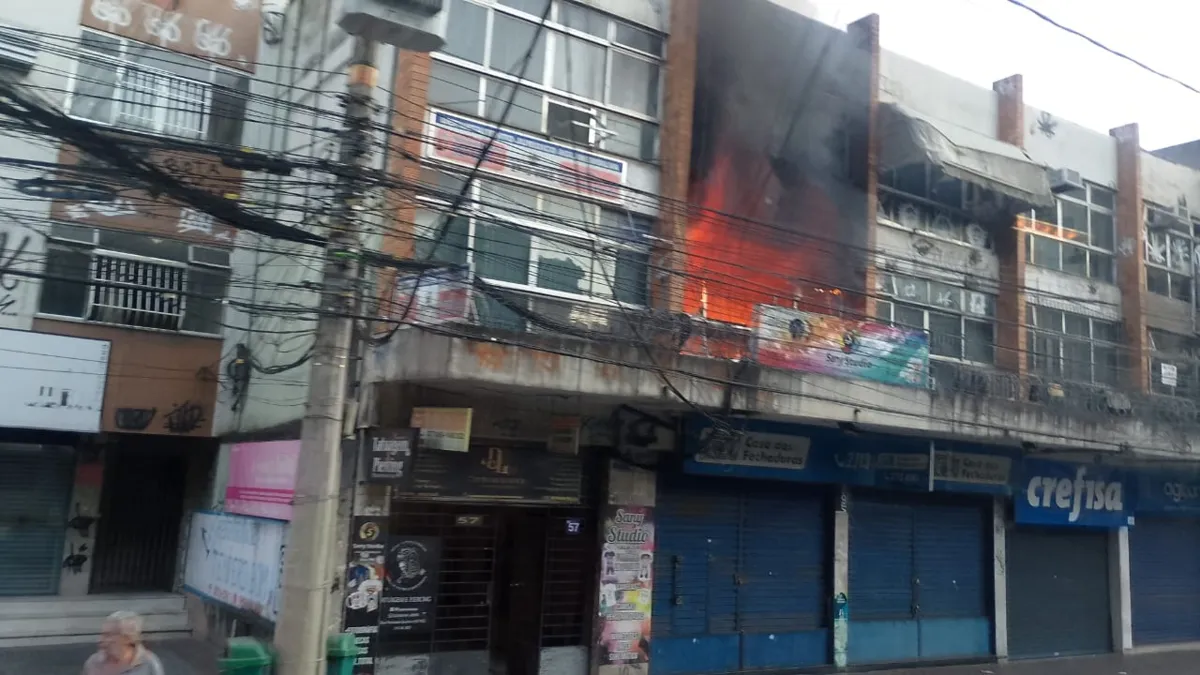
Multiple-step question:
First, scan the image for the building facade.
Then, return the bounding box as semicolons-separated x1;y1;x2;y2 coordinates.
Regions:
0;0;256;646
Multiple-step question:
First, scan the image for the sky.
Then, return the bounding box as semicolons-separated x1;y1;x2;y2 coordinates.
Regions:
793;0;1200;151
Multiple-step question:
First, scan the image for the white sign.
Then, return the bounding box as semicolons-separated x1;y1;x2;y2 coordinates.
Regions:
0;329;109;432
183;511;286;623
933;451;1011;486
424;109;627;204
694;427;811;469
389;267;473;327
1161;362;1179;388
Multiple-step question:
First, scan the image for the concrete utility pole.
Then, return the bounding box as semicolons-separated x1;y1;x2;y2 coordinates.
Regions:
276;36;378;675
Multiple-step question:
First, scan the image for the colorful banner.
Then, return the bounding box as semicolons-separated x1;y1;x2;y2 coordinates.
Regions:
182;511;285;622
344;517;386;675
598;506;655;674
753;306;929;388
1015;459;1132;528
225;440;300;521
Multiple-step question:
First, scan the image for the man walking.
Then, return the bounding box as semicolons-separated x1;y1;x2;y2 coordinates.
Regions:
83;611;165;675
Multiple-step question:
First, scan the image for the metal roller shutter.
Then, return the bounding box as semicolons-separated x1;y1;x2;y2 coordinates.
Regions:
652;475;741;675
850;499;915;623
0;446;75;596
1131;517;1200;645
912;503;990;660
1007;527;1110;658
653;476;830;674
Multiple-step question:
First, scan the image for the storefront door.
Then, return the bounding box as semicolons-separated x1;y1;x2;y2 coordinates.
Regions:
0;445;75;596
1130;516;1200;645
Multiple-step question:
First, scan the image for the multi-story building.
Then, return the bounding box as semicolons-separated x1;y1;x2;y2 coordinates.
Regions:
0;0;258;647
188;2;1200;675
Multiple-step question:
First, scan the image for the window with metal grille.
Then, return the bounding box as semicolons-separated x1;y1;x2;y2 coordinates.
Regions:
39;224;230;335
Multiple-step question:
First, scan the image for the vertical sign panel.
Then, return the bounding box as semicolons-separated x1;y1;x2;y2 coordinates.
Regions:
344;517;387;675
380;536;442;636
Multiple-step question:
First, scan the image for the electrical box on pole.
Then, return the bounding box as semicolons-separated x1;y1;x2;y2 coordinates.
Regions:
338;0;447;51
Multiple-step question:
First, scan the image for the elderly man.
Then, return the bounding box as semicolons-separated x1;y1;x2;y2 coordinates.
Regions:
83;611;166;675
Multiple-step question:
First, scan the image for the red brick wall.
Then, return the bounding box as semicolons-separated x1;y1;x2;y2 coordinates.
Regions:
993;74;1027;376
848;14;880;320
1111;123;1148;392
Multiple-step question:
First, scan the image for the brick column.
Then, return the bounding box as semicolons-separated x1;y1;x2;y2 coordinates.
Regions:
993;74;1026;376
848;14;880;320
1111;123;1149;392
652;0;699;313
377;50;433;319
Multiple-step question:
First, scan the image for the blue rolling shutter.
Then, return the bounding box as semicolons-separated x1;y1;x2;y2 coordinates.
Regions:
913;503;990;659
0;446;75;596
738;486;828;670
850;499;914;621
652;475;741;675
1131;517;1200;645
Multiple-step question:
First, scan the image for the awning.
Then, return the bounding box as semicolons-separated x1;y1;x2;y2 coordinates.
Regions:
879;102;1055;210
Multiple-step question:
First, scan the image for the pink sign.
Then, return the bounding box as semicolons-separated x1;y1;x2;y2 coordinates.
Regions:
225;440;300;521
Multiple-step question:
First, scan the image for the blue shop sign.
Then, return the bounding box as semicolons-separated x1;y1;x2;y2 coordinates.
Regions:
1015;459;1132;528
682;416;1013;495
1135;472;1200;515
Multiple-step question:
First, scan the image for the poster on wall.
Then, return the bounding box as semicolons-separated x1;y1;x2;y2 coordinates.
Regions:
753;306;929;388
182;511;285;623
597;505;655;675
225;440;300;521
344;517;387;675
379;536;441;637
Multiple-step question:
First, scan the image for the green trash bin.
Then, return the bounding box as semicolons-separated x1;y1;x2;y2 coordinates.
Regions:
326;632;358;675
218;637;273;675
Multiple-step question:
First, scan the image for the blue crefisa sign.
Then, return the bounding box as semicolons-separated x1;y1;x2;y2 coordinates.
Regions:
1015;459;1133;528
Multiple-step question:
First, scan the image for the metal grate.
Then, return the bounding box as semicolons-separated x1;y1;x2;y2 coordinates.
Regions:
89;252;186;331
386;503;500;655
540;507;596;647
116;67;208;138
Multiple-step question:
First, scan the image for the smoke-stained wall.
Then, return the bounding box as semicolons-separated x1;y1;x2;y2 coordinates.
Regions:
686;0;872;325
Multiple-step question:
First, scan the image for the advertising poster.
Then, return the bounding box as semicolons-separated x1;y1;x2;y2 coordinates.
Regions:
1015;459;1132;528
182;511;285;623
597;505;655;675
344;517;387;675
753;306;929;388
380;536;441;637
225;440;300;521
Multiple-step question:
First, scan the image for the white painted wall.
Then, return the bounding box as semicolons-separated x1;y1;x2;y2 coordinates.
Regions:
880;50;998;139
1024;105;1117;189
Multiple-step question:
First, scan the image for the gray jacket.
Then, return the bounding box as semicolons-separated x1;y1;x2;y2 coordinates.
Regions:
83;647;165;675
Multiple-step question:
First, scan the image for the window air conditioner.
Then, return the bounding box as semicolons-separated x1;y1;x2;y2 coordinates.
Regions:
1048;168;1084;194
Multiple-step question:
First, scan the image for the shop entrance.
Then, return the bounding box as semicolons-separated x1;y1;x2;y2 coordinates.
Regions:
384;502;596;675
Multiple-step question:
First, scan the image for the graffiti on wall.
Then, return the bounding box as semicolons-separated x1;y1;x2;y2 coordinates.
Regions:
83;0;259;70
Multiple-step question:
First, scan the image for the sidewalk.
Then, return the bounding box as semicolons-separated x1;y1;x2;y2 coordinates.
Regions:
862;651;1200;675
0;638;218;675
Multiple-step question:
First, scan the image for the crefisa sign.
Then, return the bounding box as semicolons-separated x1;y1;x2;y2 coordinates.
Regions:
1015;459;1132;528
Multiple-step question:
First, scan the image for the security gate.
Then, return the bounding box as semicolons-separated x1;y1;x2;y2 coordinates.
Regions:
1130;516;1200;645
0;445;75;596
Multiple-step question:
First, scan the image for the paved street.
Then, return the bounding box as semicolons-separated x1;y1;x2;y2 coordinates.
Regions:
864;651;1200;675
0;638;218;675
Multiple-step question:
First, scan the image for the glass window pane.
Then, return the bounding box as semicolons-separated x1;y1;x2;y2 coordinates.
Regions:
1092;320;1120;344
1058;186;1087;202
546;101;593;145
964;319;995;364
1089;251;1114;283
1032;334;1063;376
1090;211;1115;250
1060;201;1088;240
428;61;481;115
484;79;544;133
1173;273;1193;303
535;237;592;295
443;0;487;64
1033;235;1061;270
1170;235;1193;273
1147;267;1171;297
476;220;532;283
561;3;607;37
609;52;659;116
182;268;228;334
1090;186;1115;209
1037;307;1064;331
894;304;924;331
1093;345;1120;385
414;209;469;265
70;59;116;123
480;180;539;215
928;311;962;358
554;34;606;100
498;0;549;14
929;281;961;312
80;31;120;54
614;249;648;305
542;191;595;226
1062;339;1092;382
475;290;528;332
964;291;994;318
1063;313;1089;338
893;165;927;198
876;300;894;323
895;277;928;305
603;113;658;161
614;22;663;56
208;72;249;146
490;14;548;80
39;246;91;317
1063;244;1091;279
